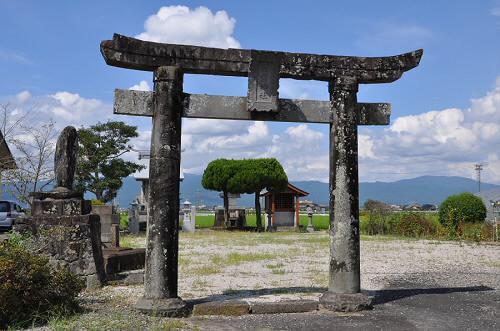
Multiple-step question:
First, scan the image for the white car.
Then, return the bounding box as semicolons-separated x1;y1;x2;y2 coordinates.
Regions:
0;200;26;230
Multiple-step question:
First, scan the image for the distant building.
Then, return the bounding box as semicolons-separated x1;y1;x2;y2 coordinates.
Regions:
0;130;16;171
261;183;309;227
129;163;184;233
0;130;17;199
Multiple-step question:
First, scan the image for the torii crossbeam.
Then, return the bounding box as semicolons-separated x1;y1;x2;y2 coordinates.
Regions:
101;33;422;315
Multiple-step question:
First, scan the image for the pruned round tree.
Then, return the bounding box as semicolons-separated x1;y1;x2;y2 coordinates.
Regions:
202;158;288;230
201;159;240;226
227;158;288;230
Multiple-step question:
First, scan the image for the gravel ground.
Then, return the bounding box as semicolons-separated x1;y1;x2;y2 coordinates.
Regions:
41;231;500;330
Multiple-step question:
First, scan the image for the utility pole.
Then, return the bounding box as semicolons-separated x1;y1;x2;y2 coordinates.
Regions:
475;164;483;193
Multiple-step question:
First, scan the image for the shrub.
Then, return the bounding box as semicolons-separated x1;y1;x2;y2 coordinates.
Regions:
396;213;440;238
0;240;85;328
439;193;487;231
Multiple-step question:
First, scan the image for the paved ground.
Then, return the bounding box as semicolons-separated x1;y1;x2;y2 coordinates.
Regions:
189;285;499;330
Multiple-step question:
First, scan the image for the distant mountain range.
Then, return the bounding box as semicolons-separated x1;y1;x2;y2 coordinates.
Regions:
115;174;500;208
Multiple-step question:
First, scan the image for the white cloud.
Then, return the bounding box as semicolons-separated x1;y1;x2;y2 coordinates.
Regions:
136;6;241;49
129;80;151;91
491;7;500;16
0;50;32;65
16;90;31;103
361;76;500;183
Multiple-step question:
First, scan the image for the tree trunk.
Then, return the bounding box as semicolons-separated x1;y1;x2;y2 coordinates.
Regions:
94;190;103;202
223;190;229;228
255;192;262;231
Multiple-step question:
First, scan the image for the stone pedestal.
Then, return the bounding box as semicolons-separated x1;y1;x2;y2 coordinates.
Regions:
15;192;106;289
135;298;189;317
319;292;373;312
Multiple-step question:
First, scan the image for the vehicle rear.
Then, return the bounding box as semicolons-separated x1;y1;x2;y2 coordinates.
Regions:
0;201;13;230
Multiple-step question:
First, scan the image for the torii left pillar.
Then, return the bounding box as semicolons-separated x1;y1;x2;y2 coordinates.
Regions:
135;66;188;316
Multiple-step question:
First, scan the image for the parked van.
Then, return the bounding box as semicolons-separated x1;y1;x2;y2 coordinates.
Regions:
0;200;26;230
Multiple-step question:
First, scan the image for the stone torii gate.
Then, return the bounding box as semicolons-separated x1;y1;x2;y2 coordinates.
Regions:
101;34;422;315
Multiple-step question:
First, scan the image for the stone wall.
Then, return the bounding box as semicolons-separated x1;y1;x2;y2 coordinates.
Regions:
14;213;106;289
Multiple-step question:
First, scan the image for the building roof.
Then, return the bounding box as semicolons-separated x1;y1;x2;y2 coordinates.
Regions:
0;131;16;170
261;182;309;197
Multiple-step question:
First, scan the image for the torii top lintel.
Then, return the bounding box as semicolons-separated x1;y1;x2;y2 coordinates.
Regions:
101;34;422;84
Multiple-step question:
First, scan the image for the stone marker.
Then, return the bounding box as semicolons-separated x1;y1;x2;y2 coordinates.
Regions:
15;126;106;289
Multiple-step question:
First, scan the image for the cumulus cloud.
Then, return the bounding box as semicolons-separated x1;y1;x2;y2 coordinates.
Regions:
361;77;500;183
136;6;241;48
129;80;151;91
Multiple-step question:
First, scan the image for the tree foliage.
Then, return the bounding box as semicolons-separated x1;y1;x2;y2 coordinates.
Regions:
0;239;84;328
439;192;487;229
202;158;288;230
228;158;288;230
75;121;144;203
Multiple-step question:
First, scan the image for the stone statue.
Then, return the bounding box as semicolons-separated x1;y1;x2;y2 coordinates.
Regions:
54;126;78;192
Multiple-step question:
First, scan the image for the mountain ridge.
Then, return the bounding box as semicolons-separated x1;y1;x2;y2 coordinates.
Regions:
115;174;500;208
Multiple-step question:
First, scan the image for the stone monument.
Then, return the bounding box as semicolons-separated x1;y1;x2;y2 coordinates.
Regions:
15;126;106;288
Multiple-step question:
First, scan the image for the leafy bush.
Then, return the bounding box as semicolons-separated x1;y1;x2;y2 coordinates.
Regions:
0;240;85;328
396;213;441;238
439;192;487;231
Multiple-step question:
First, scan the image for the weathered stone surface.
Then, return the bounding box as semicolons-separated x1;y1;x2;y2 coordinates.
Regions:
103;247;145;274
54;126;78;190
101;34;423;83
247;50;281;112
144;66;183;301
319;292;374;312
107;269;144;285
135;297;189;317
192;301;250;316
92;204;120;245
115;89;391;125
250;300;318;314
328;76;361;294
14;214;106;288
31;199;91;216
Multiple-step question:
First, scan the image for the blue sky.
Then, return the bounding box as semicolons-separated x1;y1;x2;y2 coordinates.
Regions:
1;1;500;183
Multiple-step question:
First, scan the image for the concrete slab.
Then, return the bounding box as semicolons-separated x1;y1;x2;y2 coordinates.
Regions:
250;300;318;314
192;301;250;316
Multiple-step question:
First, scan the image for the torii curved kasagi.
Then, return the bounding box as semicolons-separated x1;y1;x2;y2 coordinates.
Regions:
101;33;422;315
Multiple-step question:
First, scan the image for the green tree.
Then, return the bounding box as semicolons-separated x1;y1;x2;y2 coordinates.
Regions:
75;121;144;203
439;192;487;231
228;158;288;231
202;159;240;225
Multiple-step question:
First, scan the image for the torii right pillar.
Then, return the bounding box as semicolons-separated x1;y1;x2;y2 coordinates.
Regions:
320;76;371;311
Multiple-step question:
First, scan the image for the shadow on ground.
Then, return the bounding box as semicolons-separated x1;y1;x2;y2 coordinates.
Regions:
369;285;494;304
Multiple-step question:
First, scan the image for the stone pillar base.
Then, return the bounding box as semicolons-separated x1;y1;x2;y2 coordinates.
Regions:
135;297;189;317
319;292;374;312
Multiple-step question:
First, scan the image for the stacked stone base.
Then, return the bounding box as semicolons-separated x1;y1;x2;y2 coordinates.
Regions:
14;199;106;289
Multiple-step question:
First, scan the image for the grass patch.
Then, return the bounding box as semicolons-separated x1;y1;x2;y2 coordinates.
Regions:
211;252;277;266
48;311;191;330
119;212;129;230
192;265;220;276
120;234;146;248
